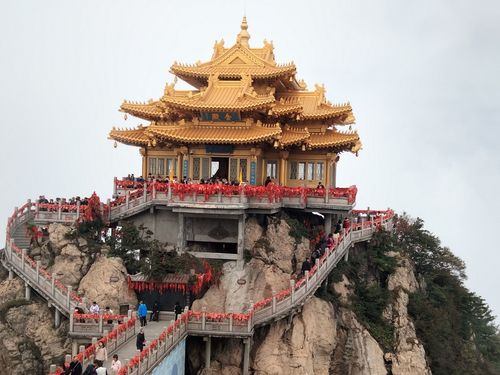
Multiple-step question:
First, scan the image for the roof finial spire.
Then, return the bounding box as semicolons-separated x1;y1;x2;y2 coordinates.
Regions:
237;16;250;47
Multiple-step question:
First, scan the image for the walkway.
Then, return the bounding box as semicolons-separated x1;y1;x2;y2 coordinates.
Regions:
3;195;393;375
105;320;166;369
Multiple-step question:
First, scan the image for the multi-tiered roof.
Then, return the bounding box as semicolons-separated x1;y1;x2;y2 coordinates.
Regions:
110;17;361;154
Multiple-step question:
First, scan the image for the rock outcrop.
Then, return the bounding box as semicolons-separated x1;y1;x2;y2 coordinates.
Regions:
0;275;69;375
30;223;94;289
384;253;431;375
253;297;337;375
78;256;137;311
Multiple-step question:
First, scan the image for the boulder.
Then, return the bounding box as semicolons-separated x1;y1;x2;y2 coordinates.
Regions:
78;256;137;311
47;223;73;252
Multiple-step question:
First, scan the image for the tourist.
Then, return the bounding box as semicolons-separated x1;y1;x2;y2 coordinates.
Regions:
317;181;325;189
95;361;108;375
89;301;100;314
136;327;146;351
334;219;342;234
150;301;160;322
301;258;311;275
104;306;114;324
174;301;183;320
264;176;272;187
95;341;108;363
138;300;148;327
326;233;335;249
110;354;122;375
343;217;351;231
65;355;82;375
82;360;99;375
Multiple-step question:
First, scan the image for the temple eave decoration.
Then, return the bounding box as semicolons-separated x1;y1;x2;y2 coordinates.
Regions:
148;123;281;144
109;126;150;147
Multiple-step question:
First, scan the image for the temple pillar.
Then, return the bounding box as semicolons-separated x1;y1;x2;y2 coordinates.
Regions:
55;308;61;328
324;214;332;235
279;151;289;186
25;282;31;300
176;152;182;180
242;338;251;375
140;148;147;178
177;213;185;251
8;269;13;280
332;161;337;187
71;340;78;356
204;336;211;369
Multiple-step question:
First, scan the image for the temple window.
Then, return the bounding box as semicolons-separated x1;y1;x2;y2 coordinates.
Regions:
158;158;165;176
266;160;278;179
316;162;324;180
148;158;157;175
192;158;201;180
307;162;315;180
289;161;325;181
239;159;248;181
230;158;238;181
202;158;210;179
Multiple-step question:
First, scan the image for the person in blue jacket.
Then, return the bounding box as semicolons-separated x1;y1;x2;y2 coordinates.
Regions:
138;301;148;327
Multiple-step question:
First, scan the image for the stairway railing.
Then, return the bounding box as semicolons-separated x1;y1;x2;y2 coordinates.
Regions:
4;196;392;375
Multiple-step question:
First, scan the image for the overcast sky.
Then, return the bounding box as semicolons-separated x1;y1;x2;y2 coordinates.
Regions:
1;0;499;320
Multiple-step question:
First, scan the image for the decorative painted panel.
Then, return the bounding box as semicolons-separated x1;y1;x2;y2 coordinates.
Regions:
250;161;257;185
183;159;189;178
201;111;241;122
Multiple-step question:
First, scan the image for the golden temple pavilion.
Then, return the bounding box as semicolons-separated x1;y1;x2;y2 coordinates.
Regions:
109;17;361;188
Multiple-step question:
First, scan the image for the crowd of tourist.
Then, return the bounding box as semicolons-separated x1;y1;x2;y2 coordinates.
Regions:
300;217;352;275
63;352;122;375
37;195;90;211
122;173;244;186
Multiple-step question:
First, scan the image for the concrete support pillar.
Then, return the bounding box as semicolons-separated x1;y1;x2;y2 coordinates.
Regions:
237;214;245;267
25;282;31;300
344;247;349;262
242;338;251;375
72;340;78;356
204;336;211;369
8;269;13;280
177;213;185;251
324;214;332;235
55;309;61;328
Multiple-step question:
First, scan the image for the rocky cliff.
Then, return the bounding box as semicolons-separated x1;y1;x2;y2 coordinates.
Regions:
187;215;432;375
0;223;137;374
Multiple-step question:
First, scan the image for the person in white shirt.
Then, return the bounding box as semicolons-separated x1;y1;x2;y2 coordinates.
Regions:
89;301;100;314
96;363;108;375
111;354;122;375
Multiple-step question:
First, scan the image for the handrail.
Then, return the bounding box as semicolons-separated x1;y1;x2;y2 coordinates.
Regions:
2;201;83;317
5;193;392;375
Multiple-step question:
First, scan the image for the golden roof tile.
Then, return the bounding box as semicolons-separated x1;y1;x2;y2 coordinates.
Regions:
162;75;275;111
278;85;354;123
120;100;168;121
280;127;310;146
148;122;281;144
109;126;150;146
171;19;295;84
308;129;360;150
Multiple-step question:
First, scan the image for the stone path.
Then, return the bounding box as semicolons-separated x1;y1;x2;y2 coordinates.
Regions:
104;319;169;371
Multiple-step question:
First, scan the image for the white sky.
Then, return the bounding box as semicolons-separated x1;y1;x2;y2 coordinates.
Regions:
1;0;499;320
